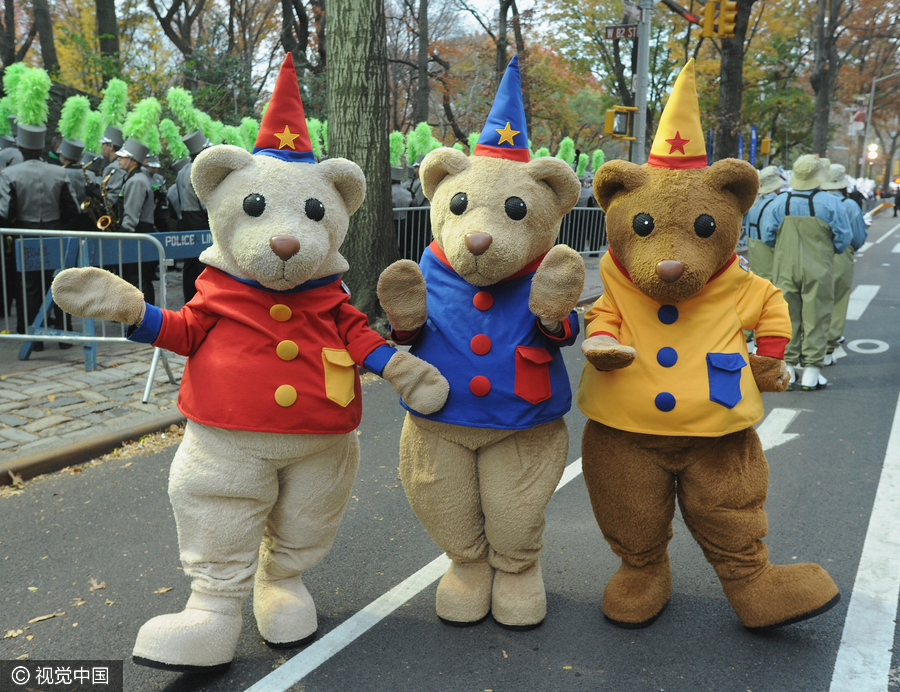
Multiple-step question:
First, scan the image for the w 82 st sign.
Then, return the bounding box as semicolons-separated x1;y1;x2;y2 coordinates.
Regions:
605;24;638;39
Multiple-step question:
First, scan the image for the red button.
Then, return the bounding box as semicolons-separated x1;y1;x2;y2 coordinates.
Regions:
470;376;491;396
473;291;494;311
470;334;492;355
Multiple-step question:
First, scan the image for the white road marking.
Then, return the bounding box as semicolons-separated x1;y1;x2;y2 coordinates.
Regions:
846;285;880;321
874;221;900;244
757;408;801;450
857;241;874;254
832;344;848;361
847;339;890;355
244;457;586;692
829;389;900;692
892;242;900;253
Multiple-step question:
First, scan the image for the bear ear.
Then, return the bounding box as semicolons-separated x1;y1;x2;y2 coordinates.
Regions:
191;145;255;204
523;156;581;212
319;158;366;215
592;160;649;212
420;148;470;201
704;158;759;215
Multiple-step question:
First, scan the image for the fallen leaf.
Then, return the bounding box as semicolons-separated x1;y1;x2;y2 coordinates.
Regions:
89;578;106;591
121;462;132;468
72;597;86;607
105;599;115;606
563;666;572;670
25;634;33;641
108;361;122;367
502;650;508;658
72;623;78;627
153;587;173;594
8;470;25;488
28;612;65;624
47;394;56;402
15;654;28;660
2;629;23;639
27;587;38;592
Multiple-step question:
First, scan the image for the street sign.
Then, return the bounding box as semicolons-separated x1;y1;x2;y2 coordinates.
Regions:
605;24;638;39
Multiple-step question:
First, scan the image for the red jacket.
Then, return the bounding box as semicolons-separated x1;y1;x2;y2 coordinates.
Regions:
130;267;389;434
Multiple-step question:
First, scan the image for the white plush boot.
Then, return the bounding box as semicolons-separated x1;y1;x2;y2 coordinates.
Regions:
132;591;243;672
253;572;318;648
824;352;835;366
801;365;825;391
785;364;797;390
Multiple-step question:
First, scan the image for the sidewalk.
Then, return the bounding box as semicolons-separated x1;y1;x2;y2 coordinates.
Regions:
0;255;605;482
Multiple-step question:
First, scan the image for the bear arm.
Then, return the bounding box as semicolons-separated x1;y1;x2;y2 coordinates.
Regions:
750;354;789;393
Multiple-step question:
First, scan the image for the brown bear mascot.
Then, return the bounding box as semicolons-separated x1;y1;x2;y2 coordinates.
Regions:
577;60;840;631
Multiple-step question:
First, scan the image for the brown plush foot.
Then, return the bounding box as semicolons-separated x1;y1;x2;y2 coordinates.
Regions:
721;563;840;630
436;560;493;626
602;557;672;629
491;561;546;630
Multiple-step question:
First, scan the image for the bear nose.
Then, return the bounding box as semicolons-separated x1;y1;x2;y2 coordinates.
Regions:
465;233;493;256
656;260;685;283
270;236;300;261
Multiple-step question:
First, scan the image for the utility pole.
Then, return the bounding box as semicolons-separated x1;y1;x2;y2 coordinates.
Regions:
632;0;653;164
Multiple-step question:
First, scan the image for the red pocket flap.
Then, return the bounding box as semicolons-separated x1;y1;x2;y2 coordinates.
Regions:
516;346;552;364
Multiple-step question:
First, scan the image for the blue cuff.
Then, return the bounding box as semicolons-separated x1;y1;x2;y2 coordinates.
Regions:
127;303;163;343
363;344;396;377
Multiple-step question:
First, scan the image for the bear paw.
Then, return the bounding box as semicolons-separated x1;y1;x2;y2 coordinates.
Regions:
436;560;493;626
529;245;585;324
749;354;790;392
383;351;449;414
582;334;637;371
253;574;318;648
377;260;428;332
602;557;672;629
491;561;546;630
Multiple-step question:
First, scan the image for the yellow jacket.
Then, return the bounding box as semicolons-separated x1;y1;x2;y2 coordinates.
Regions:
577;253;791;437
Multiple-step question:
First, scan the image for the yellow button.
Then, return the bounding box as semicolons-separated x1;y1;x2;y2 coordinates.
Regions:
270;304;292;322
276;340;299;361
274;384;297;407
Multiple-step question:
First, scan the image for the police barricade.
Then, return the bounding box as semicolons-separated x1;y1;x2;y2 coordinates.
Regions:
393;206;607;262
0;228;210;403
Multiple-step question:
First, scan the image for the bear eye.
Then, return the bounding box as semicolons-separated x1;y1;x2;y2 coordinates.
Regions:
305;198;325;221
694;214;716;238
633;213;654;237
243;193;265;217
450;192;468;216
505;196;527;221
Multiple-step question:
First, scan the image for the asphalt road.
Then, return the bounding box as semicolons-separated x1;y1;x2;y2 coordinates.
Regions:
2;216;900;692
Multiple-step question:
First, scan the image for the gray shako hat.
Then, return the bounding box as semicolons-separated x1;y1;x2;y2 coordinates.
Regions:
8;116;17;136
171;156;190;173
116;137;150;163
0;135;15;150
81;151;104;174
16;123;47;150
101;125;124;148
145;154;161;169
391;166;402;184
60;138;86;162
182;130;211;157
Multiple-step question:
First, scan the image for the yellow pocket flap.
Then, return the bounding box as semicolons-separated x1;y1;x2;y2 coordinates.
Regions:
322;348;355;367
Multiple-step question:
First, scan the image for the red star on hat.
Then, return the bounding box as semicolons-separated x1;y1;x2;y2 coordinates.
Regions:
665;131;690;155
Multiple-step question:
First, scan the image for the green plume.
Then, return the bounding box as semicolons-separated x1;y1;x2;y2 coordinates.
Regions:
192;111;223;144
576;152;589;177
15;67;52;126
222;125;245;148
389;131;405;166
534;147;550;158
59;95;92;140
159;118;189;159
452;142;464;151
123;97;162;146
555;137;575;165
307;118;323;159
592;149;605;170
321;120;328;155
2;63;28;113
166;87;201;133
425;136;442;155
146;125;162;155
406;122;433;164
239;117;259;151
467;132;479;155
100;79;129;128
0;97;12;136
83;110;104;153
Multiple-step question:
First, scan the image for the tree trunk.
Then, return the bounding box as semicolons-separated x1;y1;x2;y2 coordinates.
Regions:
327;0;394;321
32;0;59;74
810;0;842;156
713;0;755;162
415;0;429;123
1;0;15;67
95;0;120;82
510;2;530;137
495;0;511;84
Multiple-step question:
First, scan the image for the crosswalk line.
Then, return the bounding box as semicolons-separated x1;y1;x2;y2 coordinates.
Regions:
846;285;880;321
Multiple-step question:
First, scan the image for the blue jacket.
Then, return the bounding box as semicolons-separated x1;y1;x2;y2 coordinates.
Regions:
743;192;779;241
827;193;868;251
394;242;579;429
760;188;852;253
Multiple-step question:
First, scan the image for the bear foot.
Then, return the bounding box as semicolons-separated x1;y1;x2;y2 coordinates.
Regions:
491;561;546;630
132;592;242;672
721;563;840;630
436;560;493;626
602;557;672;629
254;574;318;647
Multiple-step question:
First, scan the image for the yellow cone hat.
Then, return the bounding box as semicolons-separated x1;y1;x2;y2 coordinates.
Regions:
648;59;707;169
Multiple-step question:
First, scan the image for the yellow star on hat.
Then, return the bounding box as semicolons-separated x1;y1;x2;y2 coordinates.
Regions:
648;59;707;169
275;125;300;150
495;121;520;146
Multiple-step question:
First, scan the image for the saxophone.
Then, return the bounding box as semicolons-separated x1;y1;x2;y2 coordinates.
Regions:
98;171;117;230
80;162;109;229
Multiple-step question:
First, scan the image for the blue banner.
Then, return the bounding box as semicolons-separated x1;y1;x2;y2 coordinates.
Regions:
738;133;744;160
749;126;758;166
707;128;713;167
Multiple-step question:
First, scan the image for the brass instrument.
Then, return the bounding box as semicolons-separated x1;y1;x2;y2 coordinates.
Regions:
79;167;118;231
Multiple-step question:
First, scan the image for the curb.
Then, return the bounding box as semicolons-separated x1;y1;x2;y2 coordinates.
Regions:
0;412;187;486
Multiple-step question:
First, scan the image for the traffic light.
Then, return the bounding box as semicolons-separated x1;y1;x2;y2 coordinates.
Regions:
759;136;770;156
868;143;878;160
701;1;716;38
604;106;638;141
718;0;737;38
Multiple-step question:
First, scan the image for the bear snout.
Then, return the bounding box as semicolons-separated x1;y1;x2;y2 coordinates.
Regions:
465;233;493;256
270;236;301;261
656;260;685;283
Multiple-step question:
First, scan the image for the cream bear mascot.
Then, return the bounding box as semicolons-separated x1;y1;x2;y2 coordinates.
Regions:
51;55;448;672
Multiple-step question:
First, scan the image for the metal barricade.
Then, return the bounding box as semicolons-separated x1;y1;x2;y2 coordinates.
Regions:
0;228;176;403
393;206;607;262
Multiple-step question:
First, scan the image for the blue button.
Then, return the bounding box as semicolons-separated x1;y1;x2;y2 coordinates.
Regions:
657;347;678;367
655;392;676;412
658;305;679;324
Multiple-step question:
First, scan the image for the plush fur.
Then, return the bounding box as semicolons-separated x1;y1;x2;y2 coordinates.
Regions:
379;148;583;628
579;157;839;630
52;144;448;671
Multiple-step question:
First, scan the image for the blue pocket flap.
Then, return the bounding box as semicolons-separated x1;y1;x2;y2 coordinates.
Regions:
706;352;746;372
706;352;746;409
